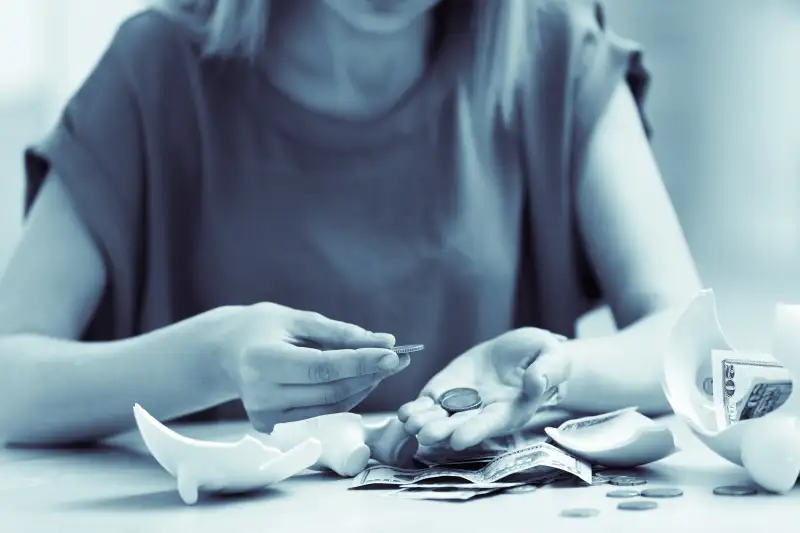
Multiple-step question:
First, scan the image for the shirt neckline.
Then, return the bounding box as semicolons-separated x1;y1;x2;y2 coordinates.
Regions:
251;2;473;151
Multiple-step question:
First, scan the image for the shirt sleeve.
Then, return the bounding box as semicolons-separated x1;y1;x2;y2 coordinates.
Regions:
23;16;151;340
515;0;653;334
569;0;652;162
564;0;653;306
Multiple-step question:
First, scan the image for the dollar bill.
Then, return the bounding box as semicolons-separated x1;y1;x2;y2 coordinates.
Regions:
350;442;591;489
399;482;524;490
553;407;638;432
711;349;793;430
391;487;500;501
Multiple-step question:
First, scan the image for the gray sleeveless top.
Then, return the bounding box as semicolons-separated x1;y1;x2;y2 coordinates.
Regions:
24;0;650;415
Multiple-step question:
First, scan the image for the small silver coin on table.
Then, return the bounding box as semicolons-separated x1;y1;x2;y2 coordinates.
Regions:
618;500;658;511
439;387;483;414
712;485;758;496
641;487;684;498
560;508;600;518
391;344;425;354
606;489;640;498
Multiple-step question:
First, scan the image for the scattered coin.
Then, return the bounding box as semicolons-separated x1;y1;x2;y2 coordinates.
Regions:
591;475;611;485
713;485;758;496
560;508;600;518
641;487;684;498
505;484;539;494
439;388;483;414
392;344;425;354
618;500;658;511
606;489;641;498
609;477;647;487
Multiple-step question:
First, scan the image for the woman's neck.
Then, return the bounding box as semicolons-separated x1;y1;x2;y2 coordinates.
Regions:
265;0;435;118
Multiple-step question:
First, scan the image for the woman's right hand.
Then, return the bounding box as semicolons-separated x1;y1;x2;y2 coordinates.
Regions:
211;302;407;433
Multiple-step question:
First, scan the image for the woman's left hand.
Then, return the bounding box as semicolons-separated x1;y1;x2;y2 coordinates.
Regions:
397;328;572;451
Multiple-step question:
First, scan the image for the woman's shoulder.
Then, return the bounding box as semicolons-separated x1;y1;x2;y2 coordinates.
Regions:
517;0;646;128
531;0;613;71
100;9;205;86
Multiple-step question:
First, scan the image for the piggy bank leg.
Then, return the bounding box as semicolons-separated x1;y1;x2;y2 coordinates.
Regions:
740;414;800;494
176;465;200;505
365;417;418;468
317;425;370;477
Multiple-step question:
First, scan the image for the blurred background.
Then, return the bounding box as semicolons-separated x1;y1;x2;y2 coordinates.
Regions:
0;0;799;351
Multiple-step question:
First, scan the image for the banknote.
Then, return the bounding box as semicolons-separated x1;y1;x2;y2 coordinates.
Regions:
711;349;793;430
391;487;500;501
351;442;592;489
553;407;638;432
399;482;524;490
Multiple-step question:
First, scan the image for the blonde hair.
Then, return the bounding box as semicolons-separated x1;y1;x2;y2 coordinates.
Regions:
157;0;538;124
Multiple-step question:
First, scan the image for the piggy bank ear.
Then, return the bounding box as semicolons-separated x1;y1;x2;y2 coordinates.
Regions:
663;289;734;435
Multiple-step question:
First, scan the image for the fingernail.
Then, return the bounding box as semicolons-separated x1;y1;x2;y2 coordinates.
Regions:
378;352;400;370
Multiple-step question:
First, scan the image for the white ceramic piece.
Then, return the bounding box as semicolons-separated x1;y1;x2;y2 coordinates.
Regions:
663;289;800;493
133;404;321;505
265;414;418;476
363;416;419;468
544;408;677;468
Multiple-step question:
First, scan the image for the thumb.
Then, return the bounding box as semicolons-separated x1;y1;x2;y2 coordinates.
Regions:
521;350;572;403
290;310;396;349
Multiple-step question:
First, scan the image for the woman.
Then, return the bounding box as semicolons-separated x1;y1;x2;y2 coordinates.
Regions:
0;0;700;449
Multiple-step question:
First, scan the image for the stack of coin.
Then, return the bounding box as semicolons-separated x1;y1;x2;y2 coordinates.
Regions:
608;476;647;487
439;388;483;414
391;344;425;354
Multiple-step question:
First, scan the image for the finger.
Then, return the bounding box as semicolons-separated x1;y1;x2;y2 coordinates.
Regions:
450;402;519;451
521;350;571;401
289;310;395;349
397;396;435;422
278;358;410;408
268;345;405;384
404;405;449;435
416;409;481;446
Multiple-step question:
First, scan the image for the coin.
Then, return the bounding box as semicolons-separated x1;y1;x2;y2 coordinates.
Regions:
392;344;424;354
618;500;658;511
439;388;483;413
609;477;647;487
439;387;479;400
505;484;539;494
592;475;611;485
606;489;640;498
560;508;600;518
712;485;758;496
641;488;684;498
440;394;482;413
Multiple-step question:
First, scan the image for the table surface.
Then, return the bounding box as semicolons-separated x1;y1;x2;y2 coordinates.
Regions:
1;413;796;533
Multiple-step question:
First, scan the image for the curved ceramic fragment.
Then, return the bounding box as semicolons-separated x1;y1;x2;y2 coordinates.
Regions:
663;289;733;436
739;303;800;493
264;414;418;476
133;404;321;505
664;290;800;493
544;408;677;467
